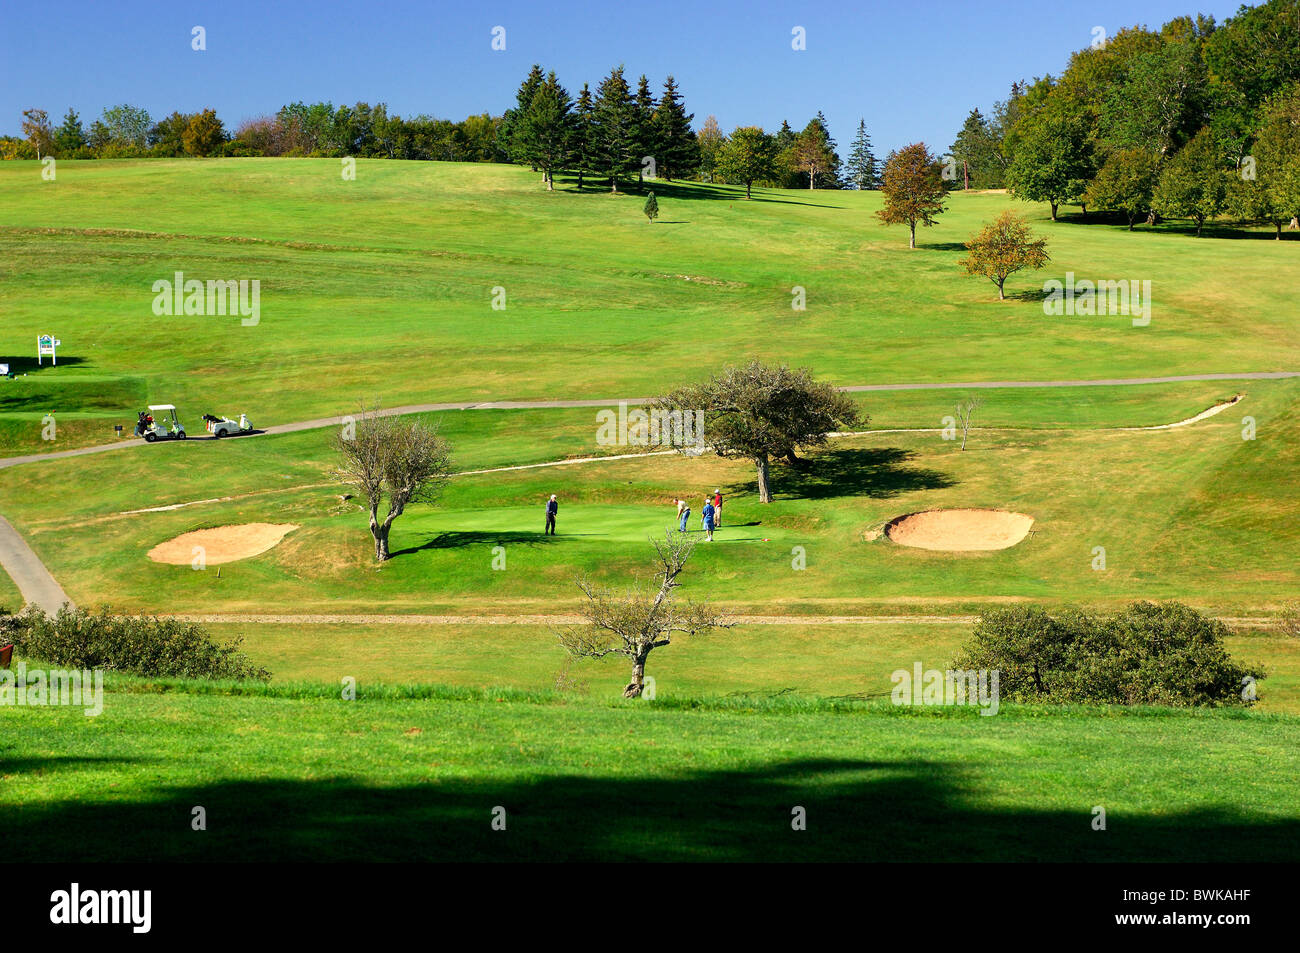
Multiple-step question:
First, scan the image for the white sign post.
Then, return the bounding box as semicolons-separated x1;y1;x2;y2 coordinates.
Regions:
37;334;60;366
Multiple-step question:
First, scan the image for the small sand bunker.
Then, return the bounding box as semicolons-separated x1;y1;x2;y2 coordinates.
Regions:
148;523;298;565
885;509;1034;552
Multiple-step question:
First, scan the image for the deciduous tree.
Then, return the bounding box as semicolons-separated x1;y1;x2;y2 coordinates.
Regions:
20;109;54;159
959;211;1050;300
557;530;732;698
716;126;776;199
792;117;839;190
1086;148;1162;229
654;360;864;503
1154;127;1228;235
1006;108;1094;220
182;108;226;157
877;142;948;248
333;410;454;561
696;115;725;183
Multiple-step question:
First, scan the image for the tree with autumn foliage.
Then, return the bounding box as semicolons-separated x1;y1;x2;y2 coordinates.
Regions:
959;211;1051;300
182;108;226;157
791;118;839;189
876;143;948;248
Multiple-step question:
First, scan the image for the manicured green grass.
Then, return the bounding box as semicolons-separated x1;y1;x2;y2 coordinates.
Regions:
207;620;1300;714
3;377;1295;614
4;686;1297;861
2;159;1296;863
2;159;1297;456
0;563;21;610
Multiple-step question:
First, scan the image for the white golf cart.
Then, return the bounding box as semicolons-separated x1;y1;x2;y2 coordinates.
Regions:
135;404;187;442
202;412;253;438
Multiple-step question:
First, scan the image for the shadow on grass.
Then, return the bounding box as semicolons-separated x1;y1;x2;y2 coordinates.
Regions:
553;175;846;209
5;754;1295;861
1;356;90;375
1049;211;1299;240
389;530;561;557
725;448;955;502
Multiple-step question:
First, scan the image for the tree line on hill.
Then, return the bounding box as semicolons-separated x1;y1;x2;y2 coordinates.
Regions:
947;0;1300;236
4;64;883;194
6;101;504;162
500;64;877;193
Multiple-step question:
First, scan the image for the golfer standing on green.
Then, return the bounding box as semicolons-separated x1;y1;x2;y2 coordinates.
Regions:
545;494;558;535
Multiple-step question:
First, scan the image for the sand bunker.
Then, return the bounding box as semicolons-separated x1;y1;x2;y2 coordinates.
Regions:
148;523;298;565
885;509;1034;552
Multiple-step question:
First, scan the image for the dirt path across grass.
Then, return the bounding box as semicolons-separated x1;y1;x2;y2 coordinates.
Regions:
2;372;1294;470
165;612;1275;627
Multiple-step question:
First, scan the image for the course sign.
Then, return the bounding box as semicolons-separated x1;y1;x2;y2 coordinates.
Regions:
38;334;60;365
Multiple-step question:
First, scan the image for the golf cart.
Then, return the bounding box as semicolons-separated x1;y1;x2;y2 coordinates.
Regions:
135;405;186;442
202;412;253;438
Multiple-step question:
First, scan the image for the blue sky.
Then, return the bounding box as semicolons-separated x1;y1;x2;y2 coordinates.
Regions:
1;0;1250;155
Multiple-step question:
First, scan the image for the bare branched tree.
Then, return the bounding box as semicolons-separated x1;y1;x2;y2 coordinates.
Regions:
955;397;983;451
333;406;453;561
557;529;732;698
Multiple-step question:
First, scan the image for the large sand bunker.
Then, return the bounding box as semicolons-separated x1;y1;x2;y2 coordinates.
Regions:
885;509;1034;552
148;523;298;565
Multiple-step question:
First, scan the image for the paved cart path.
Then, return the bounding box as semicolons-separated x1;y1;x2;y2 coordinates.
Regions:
2;371;1295;470
0;514;75;613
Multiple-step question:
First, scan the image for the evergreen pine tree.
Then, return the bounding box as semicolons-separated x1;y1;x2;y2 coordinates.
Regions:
845;118;879;190
773;120;798;187
632;74;657;184
519;71;574;190
950;108;1003;189
572;83;594;191
55;108;87;155
592;66;636;193
501;65;546;169
651;75;698;181
644;190;659;222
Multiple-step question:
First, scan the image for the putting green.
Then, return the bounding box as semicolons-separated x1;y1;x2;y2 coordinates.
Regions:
397;504;790;546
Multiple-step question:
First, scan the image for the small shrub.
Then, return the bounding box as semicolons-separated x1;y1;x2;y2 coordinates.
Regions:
7;606;270;680
1278;602;1300;639
954;601;1262;707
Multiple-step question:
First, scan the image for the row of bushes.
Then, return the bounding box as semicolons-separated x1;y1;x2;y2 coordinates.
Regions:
1;606;269;681
0;600;1282;704
954;601;1264;707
